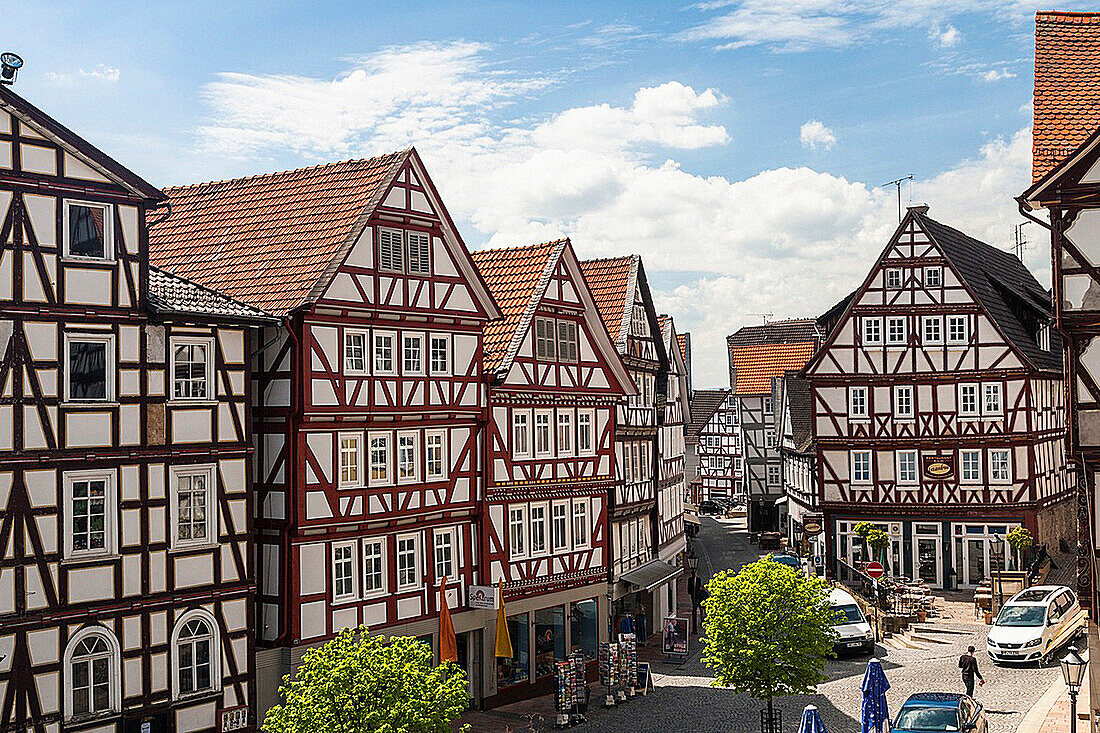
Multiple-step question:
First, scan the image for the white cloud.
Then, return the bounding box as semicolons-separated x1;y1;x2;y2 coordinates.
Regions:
46;63;121;84
799;119;836;151
196;43;1039;388
981;68;1016;82
930;24;962;47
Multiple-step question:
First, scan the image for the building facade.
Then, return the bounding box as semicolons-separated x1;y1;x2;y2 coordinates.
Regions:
727;321;820;532
685;389;740;504
0;87;270;733
805;206;1074;590
579;256;680;639
1019;10;1100;724
656;316;689;566
471;239;633;705
148;150;503;713
773;371;821;568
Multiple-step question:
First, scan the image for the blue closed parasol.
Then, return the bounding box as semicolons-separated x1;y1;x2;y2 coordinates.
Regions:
798;704;830;733
861;657;891;733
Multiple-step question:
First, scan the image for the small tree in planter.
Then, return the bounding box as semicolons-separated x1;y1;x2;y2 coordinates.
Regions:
1006;527;1034;571
853;522;876;563
865;529;890;565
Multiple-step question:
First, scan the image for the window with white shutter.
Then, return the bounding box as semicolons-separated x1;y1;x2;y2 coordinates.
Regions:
378;228;404;272
407;231;431;275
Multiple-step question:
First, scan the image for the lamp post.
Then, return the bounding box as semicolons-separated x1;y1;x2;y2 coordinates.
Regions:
1061;646;1088;733
686;554;700;635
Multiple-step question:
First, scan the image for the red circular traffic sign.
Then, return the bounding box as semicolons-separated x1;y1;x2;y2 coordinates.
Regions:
866;561;885;579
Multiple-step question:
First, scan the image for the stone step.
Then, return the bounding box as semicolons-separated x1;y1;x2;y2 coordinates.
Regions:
911;624;973;636
909;632;953;645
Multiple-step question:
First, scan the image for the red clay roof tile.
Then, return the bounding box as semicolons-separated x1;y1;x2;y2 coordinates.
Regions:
579;256;635;345
728;342;816;395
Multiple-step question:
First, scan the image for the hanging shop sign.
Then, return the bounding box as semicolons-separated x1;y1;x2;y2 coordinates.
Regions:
468;584;499;609
921;454;955;481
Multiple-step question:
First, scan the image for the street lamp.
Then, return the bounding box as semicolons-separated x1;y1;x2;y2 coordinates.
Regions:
1061;646;1088;733
686;555;700;635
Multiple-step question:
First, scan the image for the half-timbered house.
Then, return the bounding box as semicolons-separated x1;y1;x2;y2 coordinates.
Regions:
684;389;740;505
657;316;689;568
579;256;679;639
773;371;821;569
727;320;820;532
147;149;503;713
470;239;633;705
805;206;1074;590
1018;10;1100;721
0;86;272;733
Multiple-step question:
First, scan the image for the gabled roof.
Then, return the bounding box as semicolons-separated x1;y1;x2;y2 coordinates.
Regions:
729;342;817;395
148;148;499;320
580;256;636;347
147;267;276;323
471;239;636;394
685;389;729;442
782;372;814;454
1032;11;1100;182
727;319;821;346
677;333;688;363
914;212;1060;372
0;86;164;201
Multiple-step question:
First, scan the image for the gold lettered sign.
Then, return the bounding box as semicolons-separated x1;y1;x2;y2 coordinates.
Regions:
921;454;955;481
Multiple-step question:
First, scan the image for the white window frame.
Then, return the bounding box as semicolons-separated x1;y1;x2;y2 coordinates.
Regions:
947;315;969;346
63;469;116;559
513;410;532;459
63;199;115;261
170;336;215;403
534;410;553;458
959;383;979;418
362;538;387;598
64;332;116;403
343;330;368;375
509;505;527;559
338;432;364;489
886;316;907;346
397;431;419;484
851;451;872;485
396;532;421;591
982;383;1003;417
373;331;396;375
529;502;549;557
923;267;942;287
922;316;943;345
552;500;570;552
557;410;574;457
885;268;903;289
368;431;392;486
848;386;869;420
863;317;883;345
170;608;222;700
425;429;448;481
766;464;781;487
894;385;914;420
429;334;450;376
961;449;982;484
433;527;457;582
402;332;425;376
577;410;595;456
331;541;359;602
989;449;1012;483
896;450;918;485
64;626;122;720
169;465;217;550
572;500;590;548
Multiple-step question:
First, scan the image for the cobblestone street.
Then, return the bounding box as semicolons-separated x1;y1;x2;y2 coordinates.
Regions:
473;516;1061;732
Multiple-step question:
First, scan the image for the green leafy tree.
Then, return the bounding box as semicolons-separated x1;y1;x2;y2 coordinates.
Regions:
262;626;470;733
701;558;838;726
865;529;890;564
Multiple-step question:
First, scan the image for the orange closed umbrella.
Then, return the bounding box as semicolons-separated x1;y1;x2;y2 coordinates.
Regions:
494;580;512;658
439;577;458;663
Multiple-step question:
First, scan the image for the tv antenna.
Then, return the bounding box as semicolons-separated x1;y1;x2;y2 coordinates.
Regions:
1011;221;1034;261
748;312;773;325
882;174;914;223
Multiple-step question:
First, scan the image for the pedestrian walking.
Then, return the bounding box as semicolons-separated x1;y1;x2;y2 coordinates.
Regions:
958;645;984;697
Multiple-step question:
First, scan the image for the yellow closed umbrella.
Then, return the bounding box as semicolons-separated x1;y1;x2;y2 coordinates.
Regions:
494;580;512;658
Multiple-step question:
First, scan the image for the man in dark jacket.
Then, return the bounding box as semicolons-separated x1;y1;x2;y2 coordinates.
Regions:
958;646;984;696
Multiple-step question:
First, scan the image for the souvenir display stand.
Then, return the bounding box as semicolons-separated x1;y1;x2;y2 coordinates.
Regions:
554;652;589;728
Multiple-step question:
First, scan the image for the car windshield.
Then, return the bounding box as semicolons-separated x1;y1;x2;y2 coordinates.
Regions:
832;604;864;625
996;604;1047;627
894;705;960;731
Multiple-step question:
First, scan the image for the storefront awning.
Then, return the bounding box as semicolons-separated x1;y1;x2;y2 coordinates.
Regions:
619;559;683;592
684;514;702;526
774;496;789;507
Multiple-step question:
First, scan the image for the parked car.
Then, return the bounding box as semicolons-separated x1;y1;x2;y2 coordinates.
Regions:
765;554;803;571
698;500;722;515
827;587;874;655
986;585;1085;664
892;693;987;733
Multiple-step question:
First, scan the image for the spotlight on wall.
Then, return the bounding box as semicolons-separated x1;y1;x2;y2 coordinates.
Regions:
0;53;24;86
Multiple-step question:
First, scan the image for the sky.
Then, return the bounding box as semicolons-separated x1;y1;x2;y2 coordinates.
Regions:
7;1;1089;387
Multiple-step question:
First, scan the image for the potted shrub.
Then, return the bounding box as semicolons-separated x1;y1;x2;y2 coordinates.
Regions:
853;522;875;563
1006;527;1034;571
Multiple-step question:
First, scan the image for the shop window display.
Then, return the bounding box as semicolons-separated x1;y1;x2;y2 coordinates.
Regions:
570;599;598;660
535;606;566;678
497;613;530;688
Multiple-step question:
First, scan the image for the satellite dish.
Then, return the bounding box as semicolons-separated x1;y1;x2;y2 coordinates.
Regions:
1;53;23;69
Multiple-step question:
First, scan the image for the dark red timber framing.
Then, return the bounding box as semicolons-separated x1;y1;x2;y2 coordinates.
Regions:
0;86;273;732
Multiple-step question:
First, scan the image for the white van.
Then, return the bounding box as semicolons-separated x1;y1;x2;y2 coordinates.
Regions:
986;585;1085;664
828;587;875;655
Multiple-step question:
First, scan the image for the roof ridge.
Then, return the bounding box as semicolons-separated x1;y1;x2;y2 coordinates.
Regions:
163;148;411;192
581;254;637;265
471;238;568;258
1037;11;1100;20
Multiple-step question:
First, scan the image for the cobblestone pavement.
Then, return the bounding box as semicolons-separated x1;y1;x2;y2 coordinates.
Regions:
533;517;1059;733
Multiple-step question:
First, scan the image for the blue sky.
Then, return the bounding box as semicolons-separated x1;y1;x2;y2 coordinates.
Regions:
6;1;1086;384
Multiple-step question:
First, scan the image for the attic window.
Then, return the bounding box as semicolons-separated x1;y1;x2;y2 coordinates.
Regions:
406;231;431;275
64;200;113;261
924;267;942;287
1037;323;1051;351
378;228;404;272
885;269;903;289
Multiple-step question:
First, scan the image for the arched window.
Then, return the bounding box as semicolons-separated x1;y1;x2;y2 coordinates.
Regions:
172;609;221;698
64;627;120;720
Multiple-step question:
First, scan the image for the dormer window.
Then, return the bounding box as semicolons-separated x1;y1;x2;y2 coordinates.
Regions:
64;200;113;261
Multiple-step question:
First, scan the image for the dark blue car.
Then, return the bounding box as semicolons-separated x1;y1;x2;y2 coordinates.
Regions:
893;693;987;733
